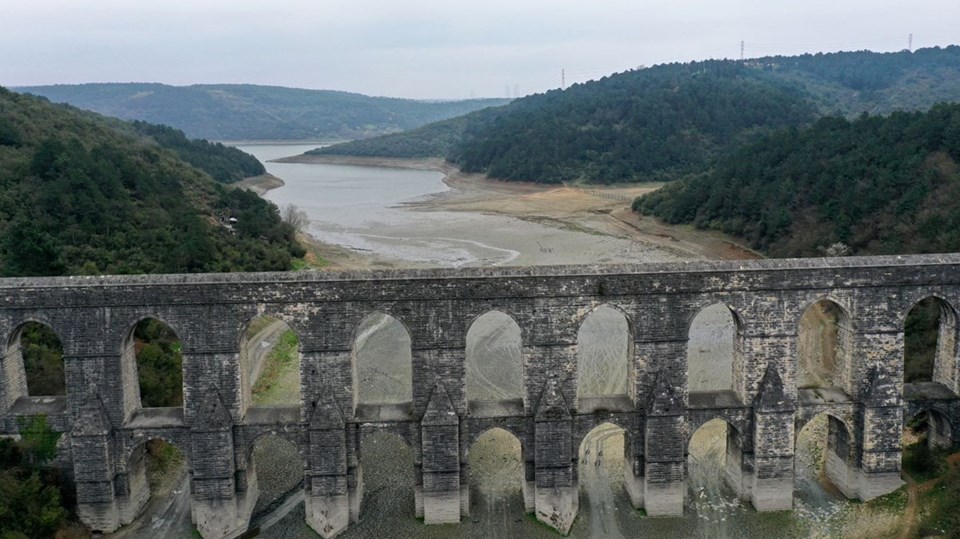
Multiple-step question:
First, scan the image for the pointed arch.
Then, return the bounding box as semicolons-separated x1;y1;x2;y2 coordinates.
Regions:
795;412;856;499
465;310;523;404
687;418;746;503
467;427;525;513
247;433;305;516
352;312;413;408
576;304;634;400
687;303;743;394
797;299;854;391
121;317;184;413
119;437;188;525
904;296;958;388
238;315;302;415
905;408;955;451
3;321;65;405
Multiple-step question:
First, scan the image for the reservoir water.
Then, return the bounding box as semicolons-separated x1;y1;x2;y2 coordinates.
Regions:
235;143;677;267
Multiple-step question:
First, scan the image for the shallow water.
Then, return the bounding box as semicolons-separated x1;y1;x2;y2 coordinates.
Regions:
235;143;678;267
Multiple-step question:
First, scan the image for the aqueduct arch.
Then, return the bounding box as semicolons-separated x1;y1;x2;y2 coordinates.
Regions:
0;254;959;537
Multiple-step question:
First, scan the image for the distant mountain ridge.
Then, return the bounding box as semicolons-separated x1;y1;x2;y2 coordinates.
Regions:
312;46;960;184
15;83;510;141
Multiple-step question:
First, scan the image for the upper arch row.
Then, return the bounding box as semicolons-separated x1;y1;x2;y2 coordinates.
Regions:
7;293;957;353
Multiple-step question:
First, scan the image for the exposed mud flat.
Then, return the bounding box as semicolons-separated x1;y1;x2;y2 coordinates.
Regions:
261;152;759;270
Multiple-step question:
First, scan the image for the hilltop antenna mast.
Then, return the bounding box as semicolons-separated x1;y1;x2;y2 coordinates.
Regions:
562;69;566;89
908;33;913;52
740;40;745;61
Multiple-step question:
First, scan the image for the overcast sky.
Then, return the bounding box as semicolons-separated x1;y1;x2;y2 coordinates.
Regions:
1;1;958;100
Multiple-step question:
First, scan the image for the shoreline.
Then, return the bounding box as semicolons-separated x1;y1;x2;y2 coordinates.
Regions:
264;153;761;267
235;172;285;196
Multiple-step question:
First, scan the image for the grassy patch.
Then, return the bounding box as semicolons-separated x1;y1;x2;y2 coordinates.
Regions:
865;485;908;512
252;329;300;405
292;237;331;270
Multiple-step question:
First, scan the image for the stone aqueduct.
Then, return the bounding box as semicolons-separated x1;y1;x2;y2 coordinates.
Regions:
2;254;960;537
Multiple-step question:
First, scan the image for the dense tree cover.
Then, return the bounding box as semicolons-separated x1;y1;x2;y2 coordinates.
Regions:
0;417;69;537
20;322;65;396
756;46;960;115
16;83;509;141
315;46;960;185
0;87;304;277
134;319;183;408
130;121;265;183
311;115;469;159
317;62;815;184
635;103;960;256
904;298;941;384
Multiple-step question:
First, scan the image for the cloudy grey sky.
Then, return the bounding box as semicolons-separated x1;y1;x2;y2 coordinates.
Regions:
1;1;958;99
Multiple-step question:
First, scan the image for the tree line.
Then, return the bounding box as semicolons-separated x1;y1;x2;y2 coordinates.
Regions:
314;46;960;185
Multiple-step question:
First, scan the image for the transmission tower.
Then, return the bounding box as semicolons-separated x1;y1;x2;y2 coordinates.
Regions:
740;40;745;61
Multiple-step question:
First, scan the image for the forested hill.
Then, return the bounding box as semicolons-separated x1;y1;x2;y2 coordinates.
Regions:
0;87;303;277
635;103;960;257
314;46;960;184
15;83;509;141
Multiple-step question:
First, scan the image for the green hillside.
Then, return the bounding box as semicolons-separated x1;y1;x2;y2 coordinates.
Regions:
314;46;960;184
15;83;509;142
635;103;960;257
0;87;303;277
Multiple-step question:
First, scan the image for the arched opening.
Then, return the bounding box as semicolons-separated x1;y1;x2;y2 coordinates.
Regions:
578;422;627;532
124;318;183;408
687;304;740;395
122;438;188;531
687;418;743;513
353;313;412;409
903;409;954;482
247;434;304;520
239;316;301;412
795;414;855;502
468;428;525;520
5;322;65;402
904;297;957;386
465;311;523;408
577;305;632;402
352;430;416;536
798;300;853;391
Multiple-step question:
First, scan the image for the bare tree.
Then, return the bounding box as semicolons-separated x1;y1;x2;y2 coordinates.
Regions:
281;204;309;234
820;242;851;257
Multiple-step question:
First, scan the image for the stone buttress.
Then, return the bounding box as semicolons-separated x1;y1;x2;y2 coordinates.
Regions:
305;388;350;538
643;372;685;516
751;364;795;510
72;394;121;533
534;379;577;534
190;389;254;539
420;381;461;524
857;368;904;499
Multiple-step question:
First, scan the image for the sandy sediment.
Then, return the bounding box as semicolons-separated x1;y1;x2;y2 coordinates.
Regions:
274;155;760;270
235;172;285;196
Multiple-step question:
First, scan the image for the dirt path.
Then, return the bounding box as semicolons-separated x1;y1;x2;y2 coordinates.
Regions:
898;474;919;539
110;468;192;539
